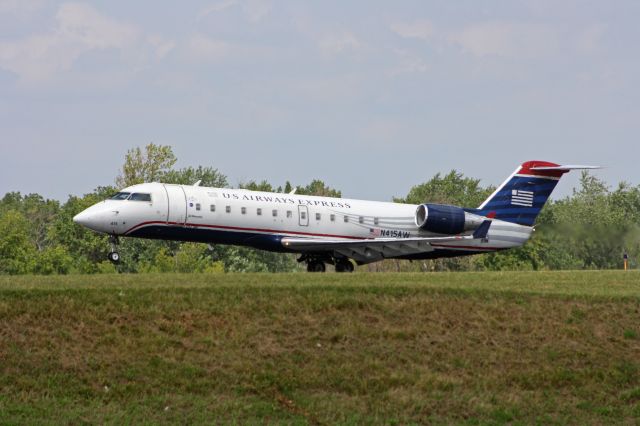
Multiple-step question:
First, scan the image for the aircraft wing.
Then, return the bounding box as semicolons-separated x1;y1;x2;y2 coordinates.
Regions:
281;220;492;264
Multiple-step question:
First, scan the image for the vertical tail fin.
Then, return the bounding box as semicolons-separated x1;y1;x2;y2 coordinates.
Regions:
472;161;600;226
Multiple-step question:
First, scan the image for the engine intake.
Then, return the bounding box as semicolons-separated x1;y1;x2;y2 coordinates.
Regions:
415;203;484;235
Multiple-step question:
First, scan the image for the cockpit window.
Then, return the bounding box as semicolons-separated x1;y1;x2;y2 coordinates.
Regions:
129;193;152;202
110;192;131;200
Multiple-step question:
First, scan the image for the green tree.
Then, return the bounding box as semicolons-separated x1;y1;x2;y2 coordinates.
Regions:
175;243;211;272
0;210;36;274
239;180;275;192
209;245;298;272
0;192;61;252
32;246;74;275
295;180;342;198
140;247;175;273
115;143;177;188
164;166;228;188
397;170;493;207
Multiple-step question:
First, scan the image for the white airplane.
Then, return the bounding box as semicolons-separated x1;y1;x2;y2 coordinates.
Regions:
73;161;598;272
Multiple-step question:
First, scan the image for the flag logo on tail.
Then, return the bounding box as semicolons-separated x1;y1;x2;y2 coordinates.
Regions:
511;189;534;207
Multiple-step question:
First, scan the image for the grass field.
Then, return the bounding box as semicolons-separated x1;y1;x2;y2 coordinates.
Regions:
1;271;639;424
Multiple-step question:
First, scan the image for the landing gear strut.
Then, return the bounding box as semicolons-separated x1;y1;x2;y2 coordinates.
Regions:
108;235;120;264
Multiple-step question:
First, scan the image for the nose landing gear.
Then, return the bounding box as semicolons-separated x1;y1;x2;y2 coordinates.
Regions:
108;235;120;264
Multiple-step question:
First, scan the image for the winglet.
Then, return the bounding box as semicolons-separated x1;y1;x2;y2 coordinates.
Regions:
473;220;492;239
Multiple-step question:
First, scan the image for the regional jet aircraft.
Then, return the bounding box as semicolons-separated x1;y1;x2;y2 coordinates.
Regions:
73;161;598;272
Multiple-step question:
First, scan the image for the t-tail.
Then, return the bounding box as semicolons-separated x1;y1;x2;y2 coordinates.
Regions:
471;161;600;226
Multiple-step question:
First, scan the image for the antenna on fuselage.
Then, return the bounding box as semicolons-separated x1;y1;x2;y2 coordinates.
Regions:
289;188;296;195
193;180;202;186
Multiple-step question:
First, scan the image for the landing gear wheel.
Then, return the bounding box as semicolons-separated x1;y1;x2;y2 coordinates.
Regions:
108;251;120;264
108;235;121;264
307;261;326;273
335;259;354;273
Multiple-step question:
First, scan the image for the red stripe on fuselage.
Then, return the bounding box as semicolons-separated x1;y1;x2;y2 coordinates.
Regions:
124;221;367;240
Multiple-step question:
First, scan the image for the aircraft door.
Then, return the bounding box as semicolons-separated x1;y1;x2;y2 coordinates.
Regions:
183;187;204;226
298;205;309;226
164;184;187;225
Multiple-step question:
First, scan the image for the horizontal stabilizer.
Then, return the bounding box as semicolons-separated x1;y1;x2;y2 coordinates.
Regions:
472;220;492;239
530;165;601;172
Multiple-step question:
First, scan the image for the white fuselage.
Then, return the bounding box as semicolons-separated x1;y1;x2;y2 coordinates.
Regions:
73;182;532;259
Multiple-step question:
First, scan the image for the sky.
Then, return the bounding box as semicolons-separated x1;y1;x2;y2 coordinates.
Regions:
1;0;638;203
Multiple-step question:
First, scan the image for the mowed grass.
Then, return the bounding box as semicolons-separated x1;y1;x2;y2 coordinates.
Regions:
0;271;639;424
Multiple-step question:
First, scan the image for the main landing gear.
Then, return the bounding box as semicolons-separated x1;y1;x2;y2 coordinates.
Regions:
108;235;120;264
334;258;354;273
299;255;354;273
307;261;326;273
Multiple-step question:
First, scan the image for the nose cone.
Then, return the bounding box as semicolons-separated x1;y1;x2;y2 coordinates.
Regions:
73;210;91;226
73;204;111;233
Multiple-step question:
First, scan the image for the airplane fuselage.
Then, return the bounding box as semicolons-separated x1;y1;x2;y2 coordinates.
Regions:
74;182;532;261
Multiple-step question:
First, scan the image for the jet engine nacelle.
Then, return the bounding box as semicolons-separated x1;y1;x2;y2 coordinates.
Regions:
415;203;484;235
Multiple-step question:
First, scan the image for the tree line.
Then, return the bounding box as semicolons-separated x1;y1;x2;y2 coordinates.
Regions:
1;144;638;274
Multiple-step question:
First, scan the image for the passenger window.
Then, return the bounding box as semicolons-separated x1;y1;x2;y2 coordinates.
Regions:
241;207;246;214
330;214;335;222
129;193;151;202
257;208;262;216
374;217;379;225
210;204;215;212
226;206;231;213
286;210;292;218
359;216;364;224
316;213;321;220
344;216;349;223
196;203;201;211
301;212;306;219
272;209;278;217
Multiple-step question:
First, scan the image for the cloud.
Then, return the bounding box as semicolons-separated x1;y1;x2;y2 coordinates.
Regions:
185;34;230;61
198;0;238;20
575;23;607;54
147;35;176;59
198;0;271;22
0;2;138;82
0;0;46;16
318;32;360;55
242;0;271;22
390;20;434;40
388;49;429;76
448;21;558;58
